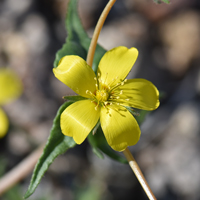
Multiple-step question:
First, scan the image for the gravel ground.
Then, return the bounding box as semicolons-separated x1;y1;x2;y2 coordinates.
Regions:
0;0;200;200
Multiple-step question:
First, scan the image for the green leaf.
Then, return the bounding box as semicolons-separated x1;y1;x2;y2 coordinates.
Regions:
154;0;170;4
134;110;149;125
24;101;76;198
53;41;86;68
88;121;104;159
63;95;87;102
161;0;170;3
54;0;106;74
88;127;128;164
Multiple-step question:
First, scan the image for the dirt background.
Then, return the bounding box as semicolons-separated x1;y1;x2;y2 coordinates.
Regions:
0;0;200;200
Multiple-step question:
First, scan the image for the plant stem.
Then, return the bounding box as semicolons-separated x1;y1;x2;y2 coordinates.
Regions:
86;3;156;199
86;0;116;66
0;144;44;196
123;148;157;200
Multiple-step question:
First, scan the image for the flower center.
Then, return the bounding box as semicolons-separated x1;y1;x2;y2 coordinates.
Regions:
86;74;130;112
96;89;109;102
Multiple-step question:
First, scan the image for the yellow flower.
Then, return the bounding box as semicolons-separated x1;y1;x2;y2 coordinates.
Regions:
53;46;159;151
0;68;22;138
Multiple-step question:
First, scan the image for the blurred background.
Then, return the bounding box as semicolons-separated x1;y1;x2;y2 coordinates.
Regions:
0;0;200;199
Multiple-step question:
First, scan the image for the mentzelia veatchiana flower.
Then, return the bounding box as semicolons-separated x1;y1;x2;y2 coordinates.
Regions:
0;68;22;138
53;46;159;151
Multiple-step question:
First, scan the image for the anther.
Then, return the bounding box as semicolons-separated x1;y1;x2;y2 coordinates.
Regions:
104;102;108;106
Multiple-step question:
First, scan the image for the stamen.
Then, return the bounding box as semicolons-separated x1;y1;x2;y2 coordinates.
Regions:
95;105;99;110
104;101;108;106
102;72;108;84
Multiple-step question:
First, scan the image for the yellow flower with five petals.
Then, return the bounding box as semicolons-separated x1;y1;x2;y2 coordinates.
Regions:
53;46;159;151
0;68;22;138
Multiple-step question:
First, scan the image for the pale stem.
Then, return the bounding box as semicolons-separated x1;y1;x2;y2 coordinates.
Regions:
86;0;116;66
86;2;157;199
0;144;44;196
123;148;157;200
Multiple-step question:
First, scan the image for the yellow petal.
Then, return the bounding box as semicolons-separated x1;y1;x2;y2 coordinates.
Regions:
0;108;9;138
53;56;96;98
0;68;22;105
61;100;100;144
100;105;141;151
97;46;138;86
116;79;160;110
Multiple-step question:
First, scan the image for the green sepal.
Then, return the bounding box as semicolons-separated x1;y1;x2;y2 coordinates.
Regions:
63;95;87;102
88;126;128;164
24;101;76;198
53;0;106;74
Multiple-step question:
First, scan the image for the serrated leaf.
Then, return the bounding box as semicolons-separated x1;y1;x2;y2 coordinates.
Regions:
54;0;106;74
63;95;87;102
24;101;76;198
88;127;128;164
